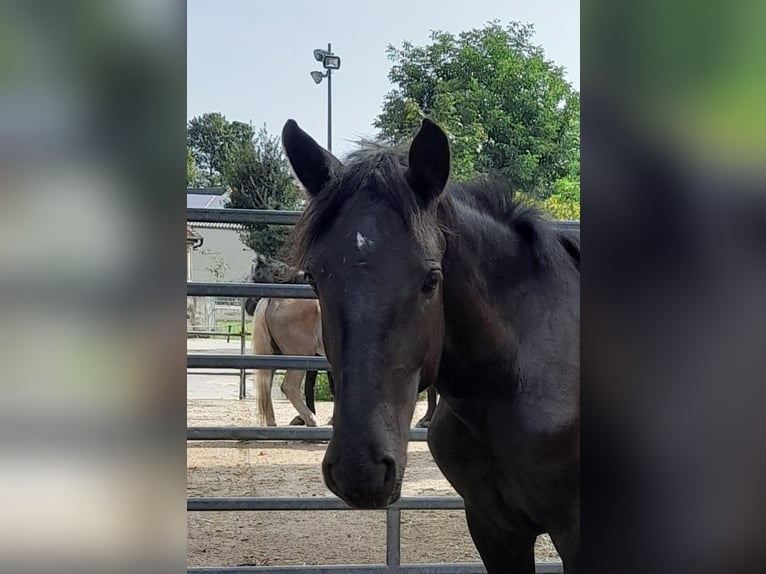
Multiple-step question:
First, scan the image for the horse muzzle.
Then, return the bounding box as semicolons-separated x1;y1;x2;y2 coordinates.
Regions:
322;446;400;509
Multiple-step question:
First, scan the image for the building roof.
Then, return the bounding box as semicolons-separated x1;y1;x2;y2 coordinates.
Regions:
190;222;247;231
187;187;230;209
187;187;246;230
187;186;227;195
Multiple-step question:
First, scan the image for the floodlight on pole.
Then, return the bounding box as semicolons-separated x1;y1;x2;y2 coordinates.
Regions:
310;43;339;152
322;55;341;70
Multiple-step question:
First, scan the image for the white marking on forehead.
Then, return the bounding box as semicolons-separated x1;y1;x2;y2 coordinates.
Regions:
355;231;373;250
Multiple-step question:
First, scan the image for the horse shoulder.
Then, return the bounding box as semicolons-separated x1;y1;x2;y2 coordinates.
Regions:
428;400;493;496
428;399;547;536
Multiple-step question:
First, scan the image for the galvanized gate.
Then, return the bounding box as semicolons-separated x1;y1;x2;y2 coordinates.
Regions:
187;207;577;574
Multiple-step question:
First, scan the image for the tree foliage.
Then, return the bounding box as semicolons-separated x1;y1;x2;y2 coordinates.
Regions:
187;112;255;186
225;126;302;258
375;21;580;205
199;248;229;281
187;146;201;187
187;113;302;256
528;175;580;220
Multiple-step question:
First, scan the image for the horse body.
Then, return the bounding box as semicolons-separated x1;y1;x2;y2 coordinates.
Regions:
428;193;580;570
244;255;332;424
282;118;580;572
251;296;331;427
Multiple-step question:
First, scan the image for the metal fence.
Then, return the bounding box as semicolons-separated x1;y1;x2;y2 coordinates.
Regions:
187;207;577;574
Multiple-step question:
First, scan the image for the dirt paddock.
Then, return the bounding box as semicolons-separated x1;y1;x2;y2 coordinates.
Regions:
187;390;561;568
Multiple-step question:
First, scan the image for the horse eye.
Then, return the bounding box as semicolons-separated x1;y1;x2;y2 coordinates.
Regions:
422;270;440;294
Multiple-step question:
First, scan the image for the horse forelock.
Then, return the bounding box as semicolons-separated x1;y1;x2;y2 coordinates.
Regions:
287;146;437;268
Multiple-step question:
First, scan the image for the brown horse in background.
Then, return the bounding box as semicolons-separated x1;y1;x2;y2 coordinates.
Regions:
244;255;334;425
250;297;331;426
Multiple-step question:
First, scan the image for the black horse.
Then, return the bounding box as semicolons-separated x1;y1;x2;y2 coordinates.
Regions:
283;118;580;572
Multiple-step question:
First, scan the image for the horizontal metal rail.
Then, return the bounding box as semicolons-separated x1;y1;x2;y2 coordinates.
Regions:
188;563;563;573
187;426;428;442
187;207;579;235
187;566;488;574
188;208;303;225
200;280;641;304
187;282;316;298
187;371;247;377
553;220;580;233
187;330;245;337
188;496;464;512
188;495;564;573
188;354;330;370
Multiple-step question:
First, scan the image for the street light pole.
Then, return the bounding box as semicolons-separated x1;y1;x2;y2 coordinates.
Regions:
326;43;332;152
310;44;340;152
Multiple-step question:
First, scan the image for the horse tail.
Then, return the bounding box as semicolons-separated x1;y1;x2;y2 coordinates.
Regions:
251;298;275;425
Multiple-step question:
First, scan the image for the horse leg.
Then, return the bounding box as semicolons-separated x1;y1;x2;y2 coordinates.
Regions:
281;369;317;427
290;370;317;426
255;368;276;426
305;370;317;413
464;506;536;574
549;520;580;573
251;298;276;426
416;386;437;428
326;371;335;426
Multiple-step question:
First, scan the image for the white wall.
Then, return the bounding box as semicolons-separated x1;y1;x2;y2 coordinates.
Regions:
190;227;254;283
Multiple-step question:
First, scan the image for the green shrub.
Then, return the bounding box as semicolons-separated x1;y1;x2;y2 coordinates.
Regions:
314;372;334;401
540;193;580;220
311;372;428;402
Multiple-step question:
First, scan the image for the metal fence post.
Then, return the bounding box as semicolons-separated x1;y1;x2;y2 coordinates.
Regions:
239;297;247;400
386;507;401;567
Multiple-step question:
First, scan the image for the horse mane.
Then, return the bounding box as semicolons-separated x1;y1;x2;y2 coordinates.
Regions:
443;177;542;234
285;141;569;271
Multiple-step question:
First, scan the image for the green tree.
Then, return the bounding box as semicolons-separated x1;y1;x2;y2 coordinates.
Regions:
526;150;580;220
187;146;201;186
536;178;580;220
375;21;580;200
225;126;302;258
187;114;301;254
187;112;255;185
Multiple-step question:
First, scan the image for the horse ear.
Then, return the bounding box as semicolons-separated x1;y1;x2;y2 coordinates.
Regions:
282;119;341;197
406;118;451;206
558;231;580;271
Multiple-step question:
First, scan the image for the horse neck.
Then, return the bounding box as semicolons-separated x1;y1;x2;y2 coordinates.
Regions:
440;199;530;325
437;199;577;398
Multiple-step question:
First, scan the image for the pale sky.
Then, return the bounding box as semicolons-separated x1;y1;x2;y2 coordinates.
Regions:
187;0;579;157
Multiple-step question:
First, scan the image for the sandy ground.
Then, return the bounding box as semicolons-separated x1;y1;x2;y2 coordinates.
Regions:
187;338;561;567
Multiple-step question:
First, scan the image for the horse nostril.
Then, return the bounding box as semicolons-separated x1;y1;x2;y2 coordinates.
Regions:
381;455;396;492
